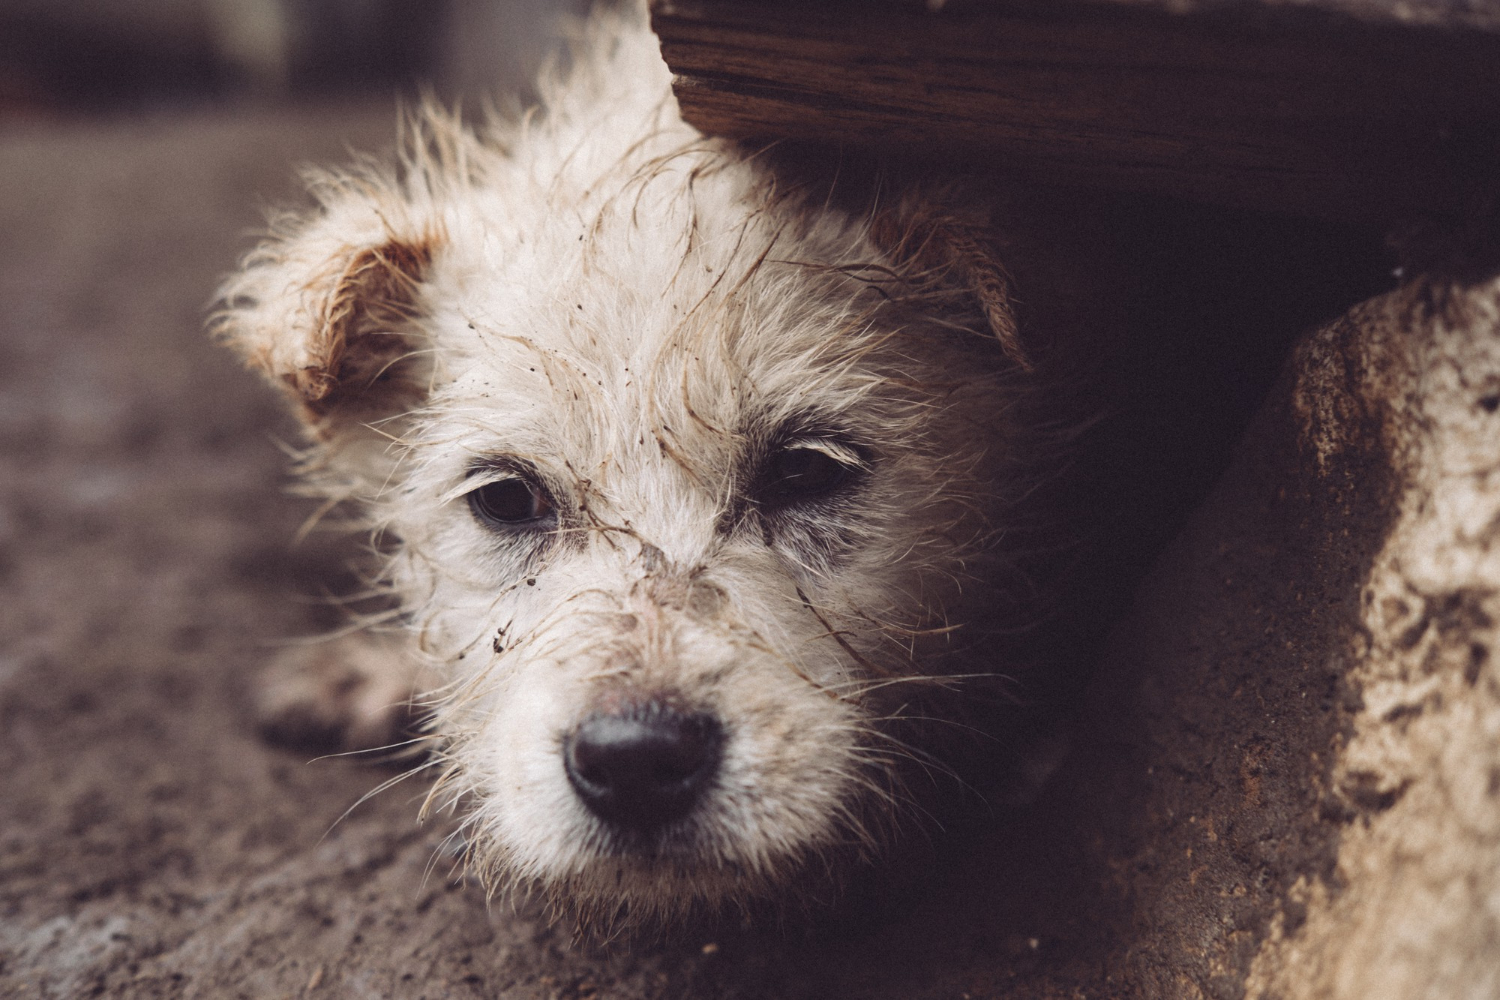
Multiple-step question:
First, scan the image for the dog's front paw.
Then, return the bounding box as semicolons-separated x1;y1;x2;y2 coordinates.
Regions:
253;634;419;753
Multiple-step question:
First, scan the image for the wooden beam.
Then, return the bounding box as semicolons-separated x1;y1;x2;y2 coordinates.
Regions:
652;0;1500;224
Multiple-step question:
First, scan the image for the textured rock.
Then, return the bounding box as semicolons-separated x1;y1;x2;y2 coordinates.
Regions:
1047;271;1500;998
1245;279;1500;999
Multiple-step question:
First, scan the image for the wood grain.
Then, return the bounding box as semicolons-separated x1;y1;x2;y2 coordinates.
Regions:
652;0;1500;223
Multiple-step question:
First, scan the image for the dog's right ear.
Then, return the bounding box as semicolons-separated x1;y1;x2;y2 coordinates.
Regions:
868;191;1032;373
213;188;446;434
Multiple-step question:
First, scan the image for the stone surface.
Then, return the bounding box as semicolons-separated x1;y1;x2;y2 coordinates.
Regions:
1244;276;1500;999
1030;267;1500;998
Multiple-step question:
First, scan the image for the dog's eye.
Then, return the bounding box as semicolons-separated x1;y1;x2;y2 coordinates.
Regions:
467;477;554;528
763;446;858;505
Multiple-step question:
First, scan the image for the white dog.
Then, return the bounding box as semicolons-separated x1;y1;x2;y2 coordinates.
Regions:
215;7;1055;929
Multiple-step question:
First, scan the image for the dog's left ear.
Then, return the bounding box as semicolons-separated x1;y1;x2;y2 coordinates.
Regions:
213;191;446;432
870;197;1032;373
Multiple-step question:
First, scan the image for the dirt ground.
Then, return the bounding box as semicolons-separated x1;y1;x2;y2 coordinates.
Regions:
0;101;1459;999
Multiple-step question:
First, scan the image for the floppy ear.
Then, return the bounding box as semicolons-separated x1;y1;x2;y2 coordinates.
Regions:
870;195;1031;373
213;185;445;433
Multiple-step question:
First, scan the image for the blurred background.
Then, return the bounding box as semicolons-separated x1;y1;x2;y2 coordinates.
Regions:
0;0;587;117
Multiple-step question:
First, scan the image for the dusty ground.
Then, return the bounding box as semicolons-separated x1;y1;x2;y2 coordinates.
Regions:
6;101;1488;1000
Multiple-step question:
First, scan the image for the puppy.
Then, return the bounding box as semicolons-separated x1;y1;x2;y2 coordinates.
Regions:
215;7;1063;929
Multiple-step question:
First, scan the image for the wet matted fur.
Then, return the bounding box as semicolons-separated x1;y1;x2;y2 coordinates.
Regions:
214;7;1076;931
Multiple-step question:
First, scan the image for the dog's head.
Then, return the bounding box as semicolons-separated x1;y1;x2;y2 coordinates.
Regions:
216;34;1038;927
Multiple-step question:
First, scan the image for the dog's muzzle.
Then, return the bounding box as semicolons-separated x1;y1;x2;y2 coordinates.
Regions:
563;698;723;835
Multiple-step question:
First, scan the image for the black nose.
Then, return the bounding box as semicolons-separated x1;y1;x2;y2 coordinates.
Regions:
564;701;723;832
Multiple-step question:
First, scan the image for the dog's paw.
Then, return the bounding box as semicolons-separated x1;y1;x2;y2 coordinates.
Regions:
253;634;419;753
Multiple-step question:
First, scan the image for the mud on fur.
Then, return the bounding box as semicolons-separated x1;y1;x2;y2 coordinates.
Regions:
213;4;1084;932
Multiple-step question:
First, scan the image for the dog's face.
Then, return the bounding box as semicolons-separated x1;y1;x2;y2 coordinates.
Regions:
218;37;1029;925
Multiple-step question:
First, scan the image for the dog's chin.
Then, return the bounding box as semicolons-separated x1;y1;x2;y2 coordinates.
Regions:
466;795;879;935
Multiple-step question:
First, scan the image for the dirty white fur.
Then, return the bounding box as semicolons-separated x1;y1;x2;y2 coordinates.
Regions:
215;7;1039;928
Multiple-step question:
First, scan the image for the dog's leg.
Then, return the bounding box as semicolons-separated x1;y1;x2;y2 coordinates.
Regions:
253;633;421;753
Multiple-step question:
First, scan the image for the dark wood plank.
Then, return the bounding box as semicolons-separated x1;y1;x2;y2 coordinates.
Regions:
651;0;1500;223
